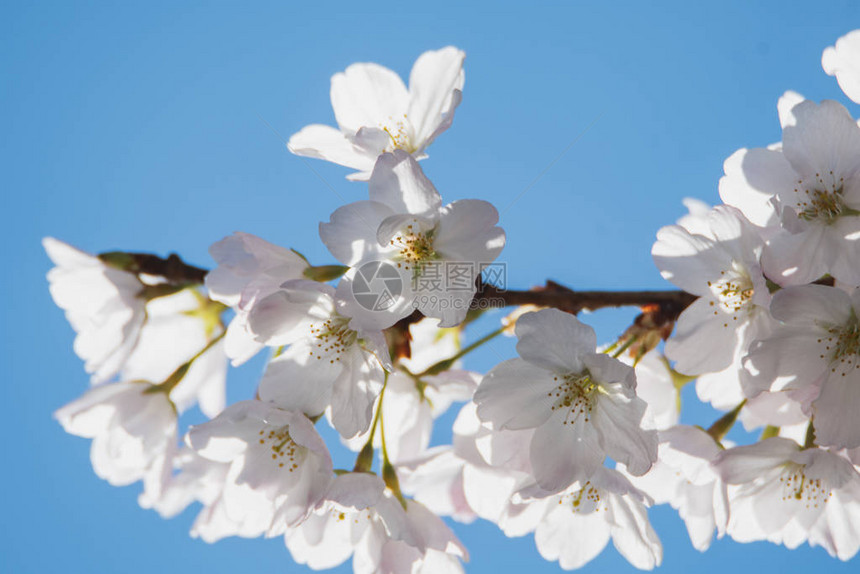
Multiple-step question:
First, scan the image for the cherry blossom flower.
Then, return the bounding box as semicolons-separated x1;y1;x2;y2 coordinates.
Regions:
249;280;389;439
823;30;860;105
288;47;465;180
748;98;860;285
715;437;860;559
186;400;333;534
55;381;178;505
322;150;505;329
44;237;147;383
285;473;467;573
653;205;773;377
518;467;663;570
206;232;308;365
628;425;728;551
120;289;227;418
474;308;657;493
743;284;860;449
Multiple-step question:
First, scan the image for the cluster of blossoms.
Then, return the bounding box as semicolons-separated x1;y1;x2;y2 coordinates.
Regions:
45;33;860;572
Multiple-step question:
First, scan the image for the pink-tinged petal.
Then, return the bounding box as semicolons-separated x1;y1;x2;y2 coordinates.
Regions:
514;309;596;373
666;298;742;375
530;412;603;492
823;30;860;105
245;283;333;347
770;284;852;326
330;62;409;134
713;438;800;484
782;100;860;180
287;123;375;172
591;392;657;477
607;493;663;570
320;200;396;266
433;199;506;264
329;347;384;439
812;371;860;449
474;358;557;430
368;151;442;215
763;225;832;286
257;340;339;417
206;232;307;308
407;46;465;151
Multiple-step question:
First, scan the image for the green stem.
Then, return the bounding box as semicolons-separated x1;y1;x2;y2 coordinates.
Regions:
705;399;746;443
146;330;226;395
417;326;505;377
760;425;780;440
378;375;406;508
353;372;388;473
803;419;817;449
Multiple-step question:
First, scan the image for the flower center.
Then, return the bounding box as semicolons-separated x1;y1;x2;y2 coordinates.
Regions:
794;172;848;225
308;315;357;364
707;268;755;319
390;220;437;273
257;426;301;471
548;372;598;424
380;114;416;153
778;466;831;508
819;314;860;376
560;481;603;514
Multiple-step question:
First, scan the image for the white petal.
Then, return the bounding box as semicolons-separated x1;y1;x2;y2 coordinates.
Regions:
433;199;506;264
514;309;596;373
823;30;860;105
407;46;465;151
320;201;394;266
287;123;375;172
330;62;409;134
368;151;442;215
474;358;557;430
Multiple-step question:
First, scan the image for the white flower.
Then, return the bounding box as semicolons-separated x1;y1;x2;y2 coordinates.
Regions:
474;309;657;493
144;448;261;543
752;99;860;285
249;280;389;439
205;232;308;365
55;381;178;505
618;350;679;430
285;473;467;573
715;437;860;560
519;467;662;571
653;205;773;377
398;446;477;524
743;284;860;449
120;289;227;418
288;47;465;180
341;368;478;464
322;150;505;329
186;400;333;533
627;425;728;551
44;237;147;383
823;30;860;105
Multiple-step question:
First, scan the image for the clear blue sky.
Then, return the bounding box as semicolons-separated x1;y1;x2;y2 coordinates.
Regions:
3;1;859;572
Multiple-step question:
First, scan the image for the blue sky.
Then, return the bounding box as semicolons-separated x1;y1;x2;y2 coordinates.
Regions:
3;1;860;572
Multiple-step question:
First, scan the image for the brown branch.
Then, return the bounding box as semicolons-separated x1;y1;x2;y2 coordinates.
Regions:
475;279;696;321
98;251;208;285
